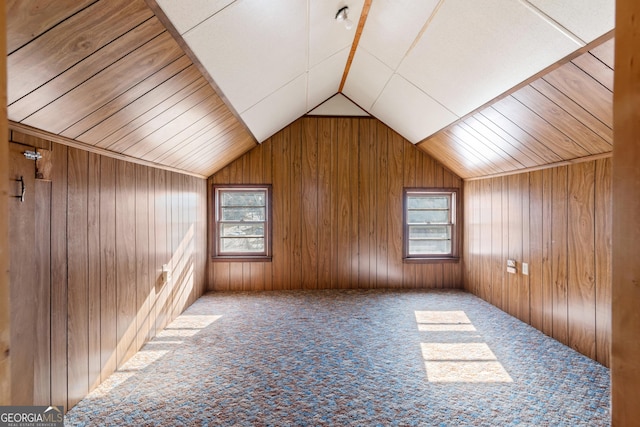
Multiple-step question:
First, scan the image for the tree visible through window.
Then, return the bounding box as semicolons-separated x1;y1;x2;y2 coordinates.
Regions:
404;188;459;261
213;185;271;260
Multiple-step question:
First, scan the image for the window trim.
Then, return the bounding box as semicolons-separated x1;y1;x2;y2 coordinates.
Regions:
211;184;272;262
403;187;460;263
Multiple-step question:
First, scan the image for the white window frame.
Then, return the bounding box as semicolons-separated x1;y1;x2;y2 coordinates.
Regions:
403;188;459;262
212;185;272;261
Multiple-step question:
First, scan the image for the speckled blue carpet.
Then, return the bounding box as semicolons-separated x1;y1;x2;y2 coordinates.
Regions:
65;290;610;426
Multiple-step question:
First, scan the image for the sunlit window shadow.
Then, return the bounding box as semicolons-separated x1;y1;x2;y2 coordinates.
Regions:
415;310;477;331
88;314;221;398
416;311;512;383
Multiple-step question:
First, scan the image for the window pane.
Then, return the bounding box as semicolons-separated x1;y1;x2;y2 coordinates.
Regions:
221;191;266;207
220;237;265;253
409;239;451;255
221;223;264;237
407;209;449;224
221;207;265;221
409;225;451;239
408;195;449;209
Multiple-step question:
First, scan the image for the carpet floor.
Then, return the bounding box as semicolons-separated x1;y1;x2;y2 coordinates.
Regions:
65;290;610;426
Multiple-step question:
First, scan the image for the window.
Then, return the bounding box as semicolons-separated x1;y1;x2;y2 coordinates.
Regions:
403;188;459;262
213;185;271;261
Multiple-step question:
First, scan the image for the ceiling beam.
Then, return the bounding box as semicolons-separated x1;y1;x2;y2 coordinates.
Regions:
339;0;373;92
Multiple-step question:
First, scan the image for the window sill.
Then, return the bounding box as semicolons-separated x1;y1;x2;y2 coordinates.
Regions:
211;256;272;263
403;257;460;264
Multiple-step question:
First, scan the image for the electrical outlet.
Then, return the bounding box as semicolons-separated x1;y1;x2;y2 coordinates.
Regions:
507;259;517;274
522;262;529;275
162;264;171;283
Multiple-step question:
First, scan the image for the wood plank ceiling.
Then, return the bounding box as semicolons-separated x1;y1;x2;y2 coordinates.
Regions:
6;0;614;180
418;39;614;179
7;0;256;178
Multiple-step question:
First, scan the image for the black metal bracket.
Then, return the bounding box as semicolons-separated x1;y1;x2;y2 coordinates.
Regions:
14;176;25;202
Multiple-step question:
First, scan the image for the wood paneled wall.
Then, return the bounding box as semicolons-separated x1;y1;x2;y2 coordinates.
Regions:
7;137;207;411
1;3;10;405
463;158;611;366
209;117;463;291
612;0;640;422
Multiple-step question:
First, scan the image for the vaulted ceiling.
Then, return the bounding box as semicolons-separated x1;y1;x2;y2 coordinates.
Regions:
6;0;614;179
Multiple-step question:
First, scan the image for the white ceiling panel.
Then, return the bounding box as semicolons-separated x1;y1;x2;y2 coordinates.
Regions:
371;75;458;144
183;0;308;113
309;0;364;68
156;0;234;35
398;0;582;117
308;94;369;116
241;74;308;143
342;48;393;111
307;48;350;111
358;0;440;70
157;0;612;158
526;0;614;43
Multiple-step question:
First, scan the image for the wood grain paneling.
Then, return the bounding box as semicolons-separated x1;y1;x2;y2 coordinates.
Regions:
26;33;185;134
317;118;334;289
34;180;51;405
9;143;37;405
290;121;303;290
594;158;611;367
529;171;543;331
543;63;612;129
479;180;492;303
50;143;69;408
64;56;192;140
87;153;101;392
591;38;614;69
463;159;611;366
337;118;353;288
135;165;150;351
6;152;53;407
419;41;613;179
6;0;95;54
99;157;117;382
375;121;389;287
116;161;137;368
147;168;157;339
491;178;504;309
510;86;610;155
1;2;12;403
67;147;90;408
7;0;256;178
8;0;152;105
612;0;640;421
209;117;463;291
507;174;524;321
567;162;596;359
6;138;207;411
301;119;319;289
388;131;405;287
9;18;167;123
541;168;553;337
153;169;171;331
551;166;568;346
